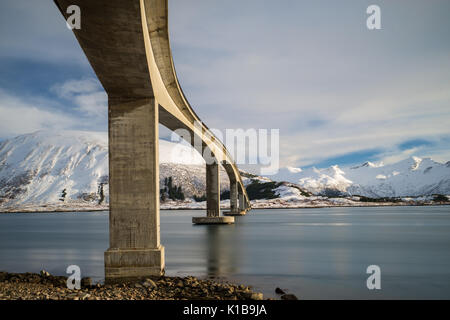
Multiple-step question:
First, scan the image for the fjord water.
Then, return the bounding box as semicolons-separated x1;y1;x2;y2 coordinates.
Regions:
1;207;450;299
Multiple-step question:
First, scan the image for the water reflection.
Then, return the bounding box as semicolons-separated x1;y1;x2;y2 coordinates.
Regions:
201;224;241;277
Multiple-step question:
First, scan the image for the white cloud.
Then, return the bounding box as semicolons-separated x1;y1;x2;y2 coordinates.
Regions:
0;89;76;137
51;78;107;118
0;78;108;138
73;92;107;117
51;78;100;98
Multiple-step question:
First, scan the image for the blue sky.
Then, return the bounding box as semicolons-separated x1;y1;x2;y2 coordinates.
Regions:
0;0;450;171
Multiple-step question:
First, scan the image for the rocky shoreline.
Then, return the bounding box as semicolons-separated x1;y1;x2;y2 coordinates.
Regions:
0;271;293;300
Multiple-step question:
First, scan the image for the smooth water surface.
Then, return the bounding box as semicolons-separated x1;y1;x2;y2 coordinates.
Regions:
1;206;450;299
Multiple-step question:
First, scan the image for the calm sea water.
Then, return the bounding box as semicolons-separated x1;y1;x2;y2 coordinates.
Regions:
1;206;450;299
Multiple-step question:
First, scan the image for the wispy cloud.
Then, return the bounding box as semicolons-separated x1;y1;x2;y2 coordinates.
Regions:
51;78;107;118
0;89;76;137
0;78;107;137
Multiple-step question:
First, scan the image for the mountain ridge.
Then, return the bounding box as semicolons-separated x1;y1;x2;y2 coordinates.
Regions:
1;131;449;212
269;156;450;197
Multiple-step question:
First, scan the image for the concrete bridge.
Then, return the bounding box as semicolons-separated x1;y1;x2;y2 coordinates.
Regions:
54;0;251;282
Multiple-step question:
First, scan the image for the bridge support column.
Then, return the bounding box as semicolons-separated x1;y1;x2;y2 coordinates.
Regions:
223;180;246;216
105;98;164;283
206;163;220;217
238;184;248;213
230;181;238;213
193;163;234;224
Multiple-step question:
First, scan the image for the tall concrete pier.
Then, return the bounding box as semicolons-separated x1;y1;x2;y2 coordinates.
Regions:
206;163;220;217
54;0;250;282
104;98;164;280
223;167;246;216
193;163;234;224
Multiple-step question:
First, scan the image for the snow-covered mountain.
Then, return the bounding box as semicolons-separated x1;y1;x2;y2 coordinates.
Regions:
1;130;448;211
0;130;227;208
270;158;450;198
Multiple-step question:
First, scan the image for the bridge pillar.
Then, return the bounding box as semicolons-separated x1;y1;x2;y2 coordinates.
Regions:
206;163;220;217
238;184;248;213
193;163;234;224
223;180;246;216
105;98;164;282
230;181;238;213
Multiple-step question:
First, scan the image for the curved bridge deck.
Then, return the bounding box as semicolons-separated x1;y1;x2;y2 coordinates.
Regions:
54;0;251;282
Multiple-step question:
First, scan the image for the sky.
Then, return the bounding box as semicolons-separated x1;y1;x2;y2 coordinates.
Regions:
0;0;449;172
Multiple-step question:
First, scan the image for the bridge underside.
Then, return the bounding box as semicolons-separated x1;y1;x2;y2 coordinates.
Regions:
55;0;250;282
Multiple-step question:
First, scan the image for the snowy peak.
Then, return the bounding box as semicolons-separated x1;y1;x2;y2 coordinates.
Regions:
408;156;422;170
350;161;383;169
282;165;353;195
269;156;450;198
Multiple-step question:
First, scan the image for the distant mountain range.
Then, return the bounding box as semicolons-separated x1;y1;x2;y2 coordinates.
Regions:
0;131;449;211
269;158;450;198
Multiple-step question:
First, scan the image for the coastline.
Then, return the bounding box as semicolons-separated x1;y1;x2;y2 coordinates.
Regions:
0;201;448;214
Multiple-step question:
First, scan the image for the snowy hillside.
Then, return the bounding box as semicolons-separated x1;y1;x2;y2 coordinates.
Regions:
0;130;213;208
0;131;109;206
269;158;450;197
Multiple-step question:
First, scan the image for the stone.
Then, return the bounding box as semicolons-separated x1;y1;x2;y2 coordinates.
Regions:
142;279;157;289
81;277;92;287
0;272;7;281
39;270;50;277
0;271;266;301
275;287;285;294
250;292;264;300
28;275;41;283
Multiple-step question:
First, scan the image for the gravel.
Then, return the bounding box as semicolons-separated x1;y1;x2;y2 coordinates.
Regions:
0;271;266;300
